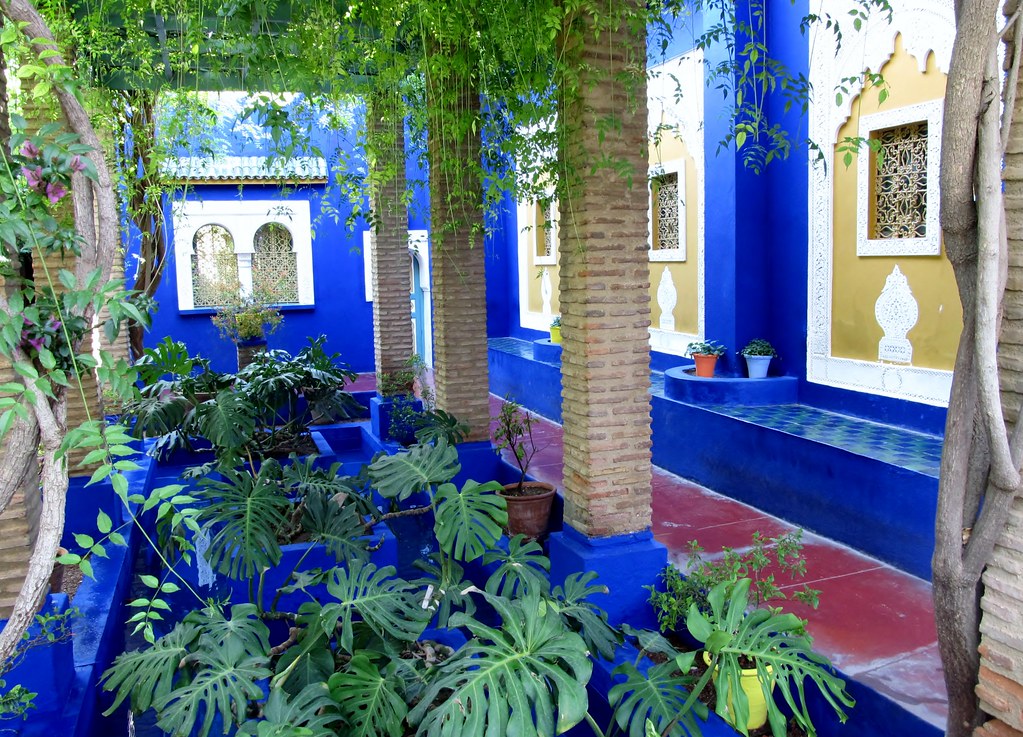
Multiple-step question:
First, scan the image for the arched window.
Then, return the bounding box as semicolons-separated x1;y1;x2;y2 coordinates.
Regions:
252;223;299;304
191;225;239;307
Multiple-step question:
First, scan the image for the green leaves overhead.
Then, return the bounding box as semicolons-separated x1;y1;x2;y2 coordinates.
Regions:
368;439;460;501
409;593;593;737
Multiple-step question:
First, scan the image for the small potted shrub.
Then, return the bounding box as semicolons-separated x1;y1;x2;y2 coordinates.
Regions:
685;339;726;378
492;398;555;539
212;294;283;369
550;315;562;344
741;338;777;379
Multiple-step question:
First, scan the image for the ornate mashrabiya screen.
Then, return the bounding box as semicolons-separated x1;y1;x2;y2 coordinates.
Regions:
253;223;299;304
873;122;928;239
654;172;680;251
191;224;240;307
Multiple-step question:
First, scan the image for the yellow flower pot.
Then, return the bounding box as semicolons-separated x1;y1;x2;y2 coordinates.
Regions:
550;326;562;344
703;653;774;730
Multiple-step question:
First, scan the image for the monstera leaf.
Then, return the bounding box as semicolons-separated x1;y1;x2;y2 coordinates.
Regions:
301;489;372;565
414;554;476;628
328;655;408;737
433;480;506;562
550;571;621;661
193;387;257;452
186;604;271;662
102;621;200;714
154;648;272;737
483;534;550;598
198;465;291;580
609;659;707;737
317;562;430;653
368;440;460;501
409;592;593;737
238;684;341;737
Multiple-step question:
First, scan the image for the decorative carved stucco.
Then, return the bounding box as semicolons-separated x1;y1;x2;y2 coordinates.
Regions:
874;265;919;363
657;267;678;332
807;0;953;406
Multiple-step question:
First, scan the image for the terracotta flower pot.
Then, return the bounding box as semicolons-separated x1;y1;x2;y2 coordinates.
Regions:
692;353;719;378
499;481;556;540
236;336;267;370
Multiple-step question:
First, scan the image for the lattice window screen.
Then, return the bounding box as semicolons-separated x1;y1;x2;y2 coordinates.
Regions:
191;225;239;307
534;201;557;260
653;173;681;251
253;223;299;304
872;122;928;239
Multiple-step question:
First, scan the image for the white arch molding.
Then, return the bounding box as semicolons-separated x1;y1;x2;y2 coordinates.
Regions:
806;0;954;406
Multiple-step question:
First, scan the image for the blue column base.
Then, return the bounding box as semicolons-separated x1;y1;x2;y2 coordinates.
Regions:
548;526;666;630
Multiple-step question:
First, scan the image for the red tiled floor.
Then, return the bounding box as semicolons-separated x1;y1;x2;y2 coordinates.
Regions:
349;372;377;392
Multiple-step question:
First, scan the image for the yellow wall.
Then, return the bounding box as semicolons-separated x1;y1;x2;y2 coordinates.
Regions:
649;135;699;335
524;205;560;316
832;36;961;370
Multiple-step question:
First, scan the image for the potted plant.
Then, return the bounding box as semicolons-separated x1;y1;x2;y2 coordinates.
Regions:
211;293;284;369
492;398;556;540
741;338;777;379
550;315;562;344
685;340;727;378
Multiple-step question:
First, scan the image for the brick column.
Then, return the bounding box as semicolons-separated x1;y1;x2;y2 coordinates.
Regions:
426;74;491;440
557;5;653;538
367;91;414;385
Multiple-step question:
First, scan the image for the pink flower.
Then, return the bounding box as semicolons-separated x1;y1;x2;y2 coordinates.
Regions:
25;335;44;351
20;141;40;160
45;182;67;204
22;166;44;190
69;155;86;173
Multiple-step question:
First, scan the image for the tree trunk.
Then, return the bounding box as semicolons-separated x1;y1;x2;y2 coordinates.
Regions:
937;2;1018;735
0;0;121;665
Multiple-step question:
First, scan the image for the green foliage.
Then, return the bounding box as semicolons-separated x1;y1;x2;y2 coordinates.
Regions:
433;480;507;563
211;294;284;343
741;339;777;357
414;408;470;446
649;530;821;632
368;439;460;502
327;656;407;737
685;340;727;357
409;592;593;737
688;578;854;736
123;337;359;461
491;397;541;490
238;684;341;737
316;563;431;654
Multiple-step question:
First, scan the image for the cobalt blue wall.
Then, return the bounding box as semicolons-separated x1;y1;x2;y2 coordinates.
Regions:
146;181;376;373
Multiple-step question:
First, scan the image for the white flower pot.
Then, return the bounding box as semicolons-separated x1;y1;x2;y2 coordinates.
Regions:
744;354;772;379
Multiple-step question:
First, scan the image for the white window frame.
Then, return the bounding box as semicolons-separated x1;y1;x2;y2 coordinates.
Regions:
172;199;314;310
648;160;687;262
856;99;943;257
